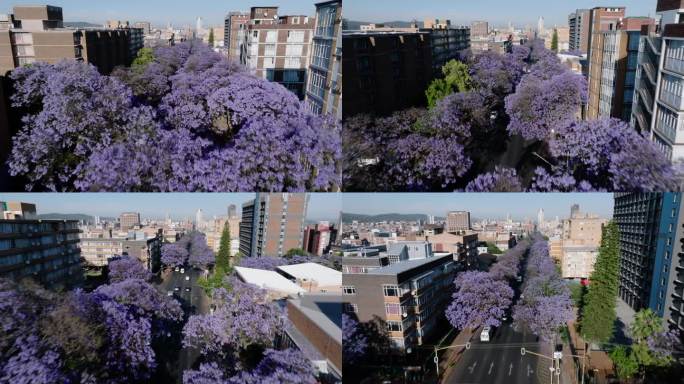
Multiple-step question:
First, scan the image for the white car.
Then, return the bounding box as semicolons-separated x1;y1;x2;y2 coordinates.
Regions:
480;326;491;342
175;267;179;272
167;291;173;296
185;276;190;281
180;268;185;274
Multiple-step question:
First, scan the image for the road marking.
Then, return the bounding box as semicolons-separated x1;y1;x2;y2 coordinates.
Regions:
509;363;513;376
527;364;533;377
488;362;494;375
468;361;478;374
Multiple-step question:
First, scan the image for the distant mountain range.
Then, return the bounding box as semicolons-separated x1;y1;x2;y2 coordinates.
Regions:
342;213;440;223
344;20;423;31
37;213;95;224
63;22;102;28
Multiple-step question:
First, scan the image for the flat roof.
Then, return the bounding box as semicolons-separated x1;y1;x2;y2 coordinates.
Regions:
235;267;306;294
289;293;341;343
366;254;453;276
277;263;341;287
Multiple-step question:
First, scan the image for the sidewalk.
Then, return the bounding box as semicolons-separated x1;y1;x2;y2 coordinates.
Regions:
439;327;476;376
566;318;615;384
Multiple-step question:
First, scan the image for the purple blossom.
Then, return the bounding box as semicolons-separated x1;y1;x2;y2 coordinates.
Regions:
238;256;311;271
182;278;286;357
161;242;189;267
342;314;367;364
108;255;152;283
465;167;523;192
445;271;514;330
188;232;215;268
226;349;316;384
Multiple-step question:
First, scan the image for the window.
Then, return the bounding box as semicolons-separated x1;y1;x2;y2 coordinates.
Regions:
265;30;277;43
343;303;358;313
264;44;276;56
383;284;400;297
387;321;402;332
385;303;402;316
343;286;356;295
287;30;305;43
285;44;303;56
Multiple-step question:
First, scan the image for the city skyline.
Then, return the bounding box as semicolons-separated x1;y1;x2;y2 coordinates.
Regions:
0;193;341;222
341;193;614;220
2;0;319;27
344;0;655;27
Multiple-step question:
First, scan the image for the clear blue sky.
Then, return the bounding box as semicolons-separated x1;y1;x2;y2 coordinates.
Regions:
0;193;341;222
345;0;656;27
3;1;318;28
342;193;614;221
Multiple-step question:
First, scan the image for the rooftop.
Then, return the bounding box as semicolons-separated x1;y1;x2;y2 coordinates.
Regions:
235;267;306;294
289;293;342;343
277;263;342;287
366;253;453;276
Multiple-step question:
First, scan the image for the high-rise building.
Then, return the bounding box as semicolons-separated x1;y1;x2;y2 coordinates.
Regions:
305;1;341;117
224;11;248;60
570;204;581;218
195;209;203;230
303;222;336;256
569;9;591;54
420;19;470;78
133;21;152;35
239;193;308;257
537;16;545;37
559;206;608;279
632;0;684;161
614;193;684;331
587;17;655;121
446;211;471;233
228;204;237;219
343;29;433;117
119;212;141;231
240;7;314;100
342;253;459;352
0;5;142;76
537;208;545;228
586;6;626;68
471;20;488;38
0;217;82;290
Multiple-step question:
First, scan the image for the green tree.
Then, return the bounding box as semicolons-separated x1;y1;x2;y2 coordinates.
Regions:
486;242;502;254
551;29;559;52
425;59;472;108
285;248;307;258
208;29;215;47
197;266;231;296
216;223;231;270
609;346;639;381
131;48;155;69
232;251;243;268
581;221;620;345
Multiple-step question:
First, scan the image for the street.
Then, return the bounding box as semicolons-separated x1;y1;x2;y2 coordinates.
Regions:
441;322;554;384
156;267;213;383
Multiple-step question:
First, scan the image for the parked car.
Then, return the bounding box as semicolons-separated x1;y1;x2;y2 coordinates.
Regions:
185;276;190;281
184;287;191;292
180;268;185;274
167;291;173;296
174;287;180;291
175;267;179;272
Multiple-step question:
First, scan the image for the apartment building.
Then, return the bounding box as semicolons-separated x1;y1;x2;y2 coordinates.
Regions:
241;7;314;99
419;19;470;78
79;235;162;272
343;30;433;117
1;201;37;220
341;247;389;274
305;0;341;118
471;21;488;38
224;11;249;60
342;253;458;351
587;17;654;121
0;6;141;76
446;211;471;233
613;193;682;330
569;9;591;54
119;212;141;230
419;232;479;266
0;218;82;290
239;193;308;257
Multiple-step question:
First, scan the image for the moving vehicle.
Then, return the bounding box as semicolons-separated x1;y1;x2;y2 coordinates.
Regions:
185;276;190;281
480;326;491;342
175;267;179;272
184;287;191;292
174;287;180;291
167;291;173;296
180;268;185;274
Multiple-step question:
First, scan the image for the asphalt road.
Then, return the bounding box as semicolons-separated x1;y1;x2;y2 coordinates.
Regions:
442;322;553;384
156;267;212;383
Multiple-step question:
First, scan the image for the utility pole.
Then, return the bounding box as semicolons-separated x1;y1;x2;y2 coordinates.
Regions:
434;342;471;378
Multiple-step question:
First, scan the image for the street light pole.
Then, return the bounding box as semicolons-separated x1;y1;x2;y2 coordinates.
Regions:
434;342;471;378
